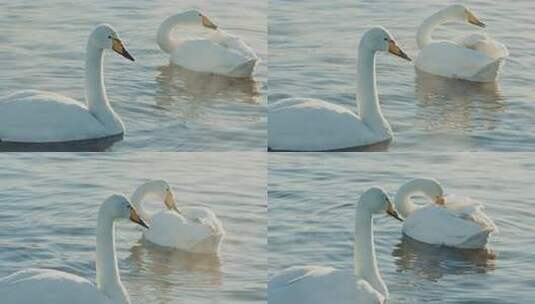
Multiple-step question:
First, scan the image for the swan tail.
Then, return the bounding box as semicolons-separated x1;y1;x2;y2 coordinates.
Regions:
469;59;505;82
459;230;492;249
228;59;257;78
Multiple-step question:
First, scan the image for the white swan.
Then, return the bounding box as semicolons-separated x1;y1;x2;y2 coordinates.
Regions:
268;187;403;304
0;194;149;304
415;4;508;82
157;10;258;78
0;24;134;145
395;178;497;249
268;27;411;152
131;180;225;254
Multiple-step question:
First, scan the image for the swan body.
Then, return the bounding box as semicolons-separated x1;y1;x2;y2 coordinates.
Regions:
157;10;258;78
268;27;411;151
268;187;403;304
415;5;508;82
0;195;149;304
131;180;224;254
0;24;134;144
395;178;497;249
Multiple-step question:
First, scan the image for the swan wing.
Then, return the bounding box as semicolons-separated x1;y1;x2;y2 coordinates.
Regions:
268;98;381;151
0;90;108;142
0;269;112;304
145;209;223;253
454;33;509;60
182;206;225;235
444;194;498;233
415;41;502;81
268;266;384;304
404;204;494;248
171;37;257;76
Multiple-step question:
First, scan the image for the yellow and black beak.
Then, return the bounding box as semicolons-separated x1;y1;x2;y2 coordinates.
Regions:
164;190;181;214
112;38;135;61
435;195;447;206
130;208;149;229
202;15;218;30
388;40;411;62
386;202;403;222
467;11;486;28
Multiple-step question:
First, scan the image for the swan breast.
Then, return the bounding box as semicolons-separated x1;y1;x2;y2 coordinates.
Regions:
0;269;113;304
268;98;380;151
0;90;109;143
268;266;384;304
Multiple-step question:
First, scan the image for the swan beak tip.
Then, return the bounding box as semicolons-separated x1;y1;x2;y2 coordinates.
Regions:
386;205;404;222
202;15;218;30
112;38;136;62
468;12;486;28
388;40;411;62
130;209;149;229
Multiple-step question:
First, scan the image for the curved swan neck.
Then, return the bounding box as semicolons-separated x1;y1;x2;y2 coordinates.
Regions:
157;14;181;54
394;178;443;218
130;182;167;221
357;42;390;134
96;205;129;304
354;205;388;297
417;9;457;48
85;41;123;134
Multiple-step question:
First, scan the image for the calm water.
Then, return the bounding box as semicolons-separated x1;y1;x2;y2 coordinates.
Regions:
269;153;535;303
269;0;535;151
0;0;266;151
0;153;266;304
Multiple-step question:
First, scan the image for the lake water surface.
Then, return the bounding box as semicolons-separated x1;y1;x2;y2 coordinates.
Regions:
269;0;535;151
269;153;535;303
0;0;266;151
0;152;266;304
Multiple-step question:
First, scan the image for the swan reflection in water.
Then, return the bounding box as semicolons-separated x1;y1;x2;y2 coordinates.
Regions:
414;69;506;132
392;235;496;281
126;239;223;296
154;64;261;107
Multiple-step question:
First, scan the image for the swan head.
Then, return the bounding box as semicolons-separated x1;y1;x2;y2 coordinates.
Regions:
361;26;411;61
359;187;403;221
173;10;218;30
103;194;149;229
89;24;135;61
406;178;445;206
141;180;181;213
442;4;486;28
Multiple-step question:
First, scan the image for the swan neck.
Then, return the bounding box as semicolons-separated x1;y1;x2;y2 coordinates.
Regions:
130;184;154;221
357;44;389;133
157;15;183;54
417;10;451;48
85;42;123;134
96;209;129;303
354;207;388;297
394;184;419;218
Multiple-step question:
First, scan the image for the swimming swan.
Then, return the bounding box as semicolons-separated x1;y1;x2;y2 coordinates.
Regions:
268;27;411;151
0;194;149;304
157;10;258;78
268;187;403;304
131;180;224;254
415;4;508;82
0;24;135;145
394;178;497;249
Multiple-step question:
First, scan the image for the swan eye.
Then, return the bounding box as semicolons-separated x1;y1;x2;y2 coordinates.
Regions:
384;38;388;41
108;35;112;39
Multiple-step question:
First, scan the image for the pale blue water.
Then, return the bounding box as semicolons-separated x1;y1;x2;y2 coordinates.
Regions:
0;153;266;304
269;0;535;151
0;0;266;151
269;153;535;303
